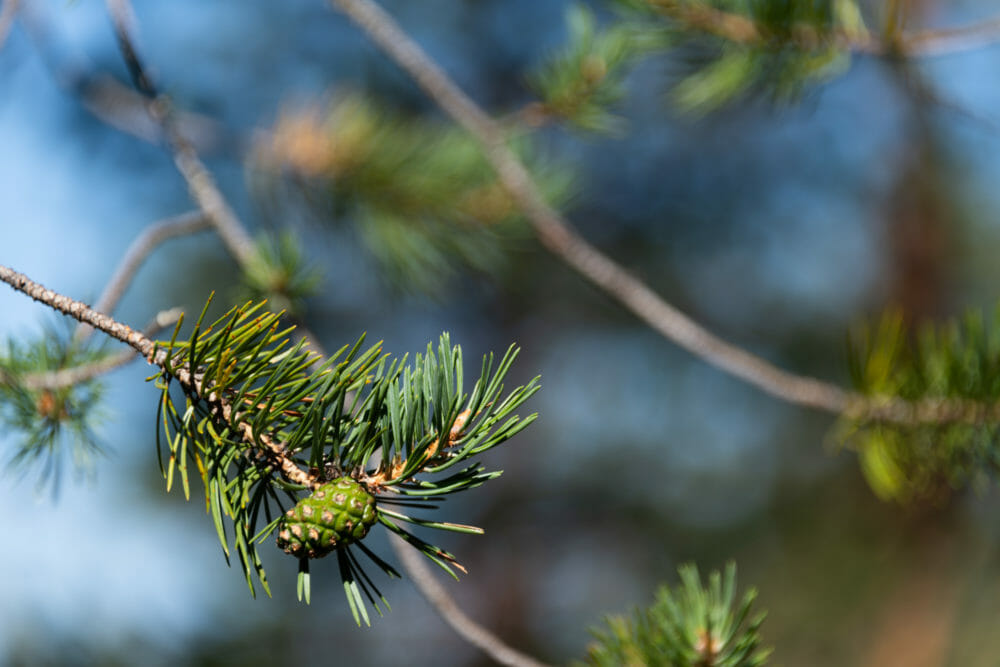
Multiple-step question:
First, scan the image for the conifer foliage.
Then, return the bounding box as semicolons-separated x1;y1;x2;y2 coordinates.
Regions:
152;296;539;623
585;563;770;667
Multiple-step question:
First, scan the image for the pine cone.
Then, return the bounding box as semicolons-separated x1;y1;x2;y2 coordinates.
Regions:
276;477;377;558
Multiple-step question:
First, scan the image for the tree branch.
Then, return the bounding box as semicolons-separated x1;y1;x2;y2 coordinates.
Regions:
104;0;257;268
0;0;18;54
74;211;210;342
902;17;1000;57
21;308;183;391
389;536;550;667
645;0;1000;58
327;0;1000;432
102;0;328;361
328;0;855;416
17;3;227;154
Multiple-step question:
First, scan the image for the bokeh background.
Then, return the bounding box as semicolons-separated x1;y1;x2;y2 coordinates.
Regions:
4;0;1000;665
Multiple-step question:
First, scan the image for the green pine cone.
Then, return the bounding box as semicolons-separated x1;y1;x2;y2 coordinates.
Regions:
276;476;377;558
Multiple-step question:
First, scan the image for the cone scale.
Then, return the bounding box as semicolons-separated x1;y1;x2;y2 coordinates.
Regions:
276;476;377;558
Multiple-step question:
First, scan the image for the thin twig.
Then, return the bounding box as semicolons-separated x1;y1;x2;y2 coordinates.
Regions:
20;308;184;391
102;0;328;363
328;0;854;415
105;0;257;267
327;0;1000;430
646;0;1000;58
74;211;210;342
0;264;314;487
902;17;1000;57
17;3;227;153
647;0;879;53
389;536;551;667
0;0;19;54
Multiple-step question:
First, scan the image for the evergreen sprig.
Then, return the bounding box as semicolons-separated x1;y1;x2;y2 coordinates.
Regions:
584;562;770;667
621;0;865;114
152;296;539;623
527;5;662;133
840;308;1000;503
240;232;322;316
0;327;107;493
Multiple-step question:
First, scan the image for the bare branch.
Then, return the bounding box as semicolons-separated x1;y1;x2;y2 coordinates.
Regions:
389;536;550;667
328;0;854;415
74;212;210;343
104;0;257;267
902;17;1000;57
0;0;19;54
17;4;226;153
101;0;328;363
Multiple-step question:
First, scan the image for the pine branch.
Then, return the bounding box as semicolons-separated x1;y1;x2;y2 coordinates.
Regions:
645;0;876;52
1;264;540;622
0;265;310;484
584;563;770;666
21;308;182;391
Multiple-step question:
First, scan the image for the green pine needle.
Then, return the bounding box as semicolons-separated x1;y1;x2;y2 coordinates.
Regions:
0;326;108;494
839;306;1000;504
583;562;771;667
151;297;539;620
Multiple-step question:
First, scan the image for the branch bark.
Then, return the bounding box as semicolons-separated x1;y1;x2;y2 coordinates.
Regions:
105;0;257;268
22;307;183;391
75;211;210;342
0;264;314;488
0;0;18;54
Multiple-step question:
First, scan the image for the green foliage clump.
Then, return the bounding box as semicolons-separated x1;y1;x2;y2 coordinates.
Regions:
841;308;1000;504
153;297;539;623
527;5;665;133
253;95;570;293
584;562;770;666
241;232;321;316
0;329;106;491
608;0;864;114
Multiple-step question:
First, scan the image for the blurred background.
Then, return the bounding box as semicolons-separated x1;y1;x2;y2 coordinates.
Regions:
4;0;1000;664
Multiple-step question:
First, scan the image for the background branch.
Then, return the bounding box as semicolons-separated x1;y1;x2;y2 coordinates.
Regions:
22;307;183;390
102;0;328;360
75;211;209;342
0;0;18;54
328;0;1000;432
646;0;1000;58
389;536;550;667
105;0;257;268
329;0;855;416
